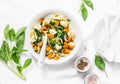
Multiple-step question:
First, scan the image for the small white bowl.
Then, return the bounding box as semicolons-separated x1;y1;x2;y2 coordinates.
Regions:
74;56;91;73
85;73;101;84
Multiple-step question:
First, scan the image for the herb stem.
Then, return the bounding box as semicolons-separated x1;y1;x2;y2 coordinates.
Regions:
6;64;26;80
104;70;108;78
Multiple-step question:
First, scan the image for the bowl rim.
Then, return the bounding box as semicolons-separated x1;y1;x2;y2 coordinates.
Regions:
27;9;83;65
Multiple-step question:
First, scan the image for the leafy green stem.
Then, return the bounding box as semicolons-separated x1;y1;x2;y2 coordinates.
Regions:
6;64;26;80
0;25;32;80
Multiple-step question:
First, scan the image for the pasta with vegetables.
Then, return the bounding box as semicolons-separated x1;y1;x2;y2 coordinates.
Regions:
30;13;75;60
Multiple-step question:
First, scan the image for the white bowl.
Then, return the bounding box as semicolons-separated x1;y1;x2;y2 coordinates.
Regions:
74;56;91;72
27;9;83;65
85;73;101;84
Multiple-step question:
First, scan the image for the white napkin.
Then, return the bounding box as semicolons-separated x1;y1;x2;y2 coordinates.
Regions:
96;15;120;62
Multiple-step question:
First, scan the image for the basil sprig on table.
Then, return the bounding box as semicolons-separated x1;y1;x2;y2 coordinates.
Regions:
0;25;32;80
95;55;108;78
79;0;94;21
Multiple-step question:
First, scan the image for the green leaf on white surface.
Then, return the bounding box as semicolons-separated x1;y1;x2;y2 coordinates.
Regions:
4;24;9;39
83;0;94;10
81;3;88;21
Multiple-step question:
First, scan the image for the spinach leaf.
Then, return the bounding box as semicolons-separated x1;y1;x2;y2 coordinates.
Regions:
16;32;25;48
34;29;42;44
11;47;19;64
57;31;64;40
15;48;27;53
17;65;23;74
1;41;10;53
95;55;108;78
83;0;94;10
11;47;27;64
49;37;63;48
9;28;16;41
0;41;10;63
49;38;57;46
0;25;32;80
54;25;63;31
80;3;88;21
4;24;9;39
1;41;10;59
23;58;32;69
0;49;9;63
12;52;20;64
15;27;26;40
50;19;55;25
11;47;27;55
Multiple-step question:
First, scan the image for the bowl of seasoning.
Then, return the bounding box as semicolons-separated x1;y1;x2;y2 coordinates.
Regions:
74;56;91;72
85;73;101;84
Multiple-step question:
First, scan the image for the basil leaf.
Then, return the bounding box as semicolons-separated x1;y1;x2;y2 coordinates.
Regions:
95;55;108;78
9;28;16;41
23;58;32;69
16;32;25;48
4;24;9;39
15;27;26;40
81;3;88;21
83;0;94;10
95;55;105;70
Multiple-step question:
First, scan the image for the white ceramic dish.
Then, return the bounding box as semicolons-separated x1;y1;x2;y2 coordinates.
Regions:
94;15;120;63
74;56;91;73
27;9;83;65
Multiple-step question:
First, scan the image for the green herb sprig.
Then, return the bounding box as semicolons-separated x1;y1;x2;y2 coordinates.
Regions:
0;24;32;80
95;55;108;78
79;0;94;21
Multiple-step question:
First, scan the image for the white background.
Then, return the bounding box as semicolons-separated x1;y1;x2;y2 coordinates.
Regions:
0;0;120;84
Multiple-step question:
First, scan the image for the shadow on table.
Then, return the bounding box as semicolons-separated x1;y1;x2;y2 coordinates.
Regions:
37;55;91;80
107;61;120;70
